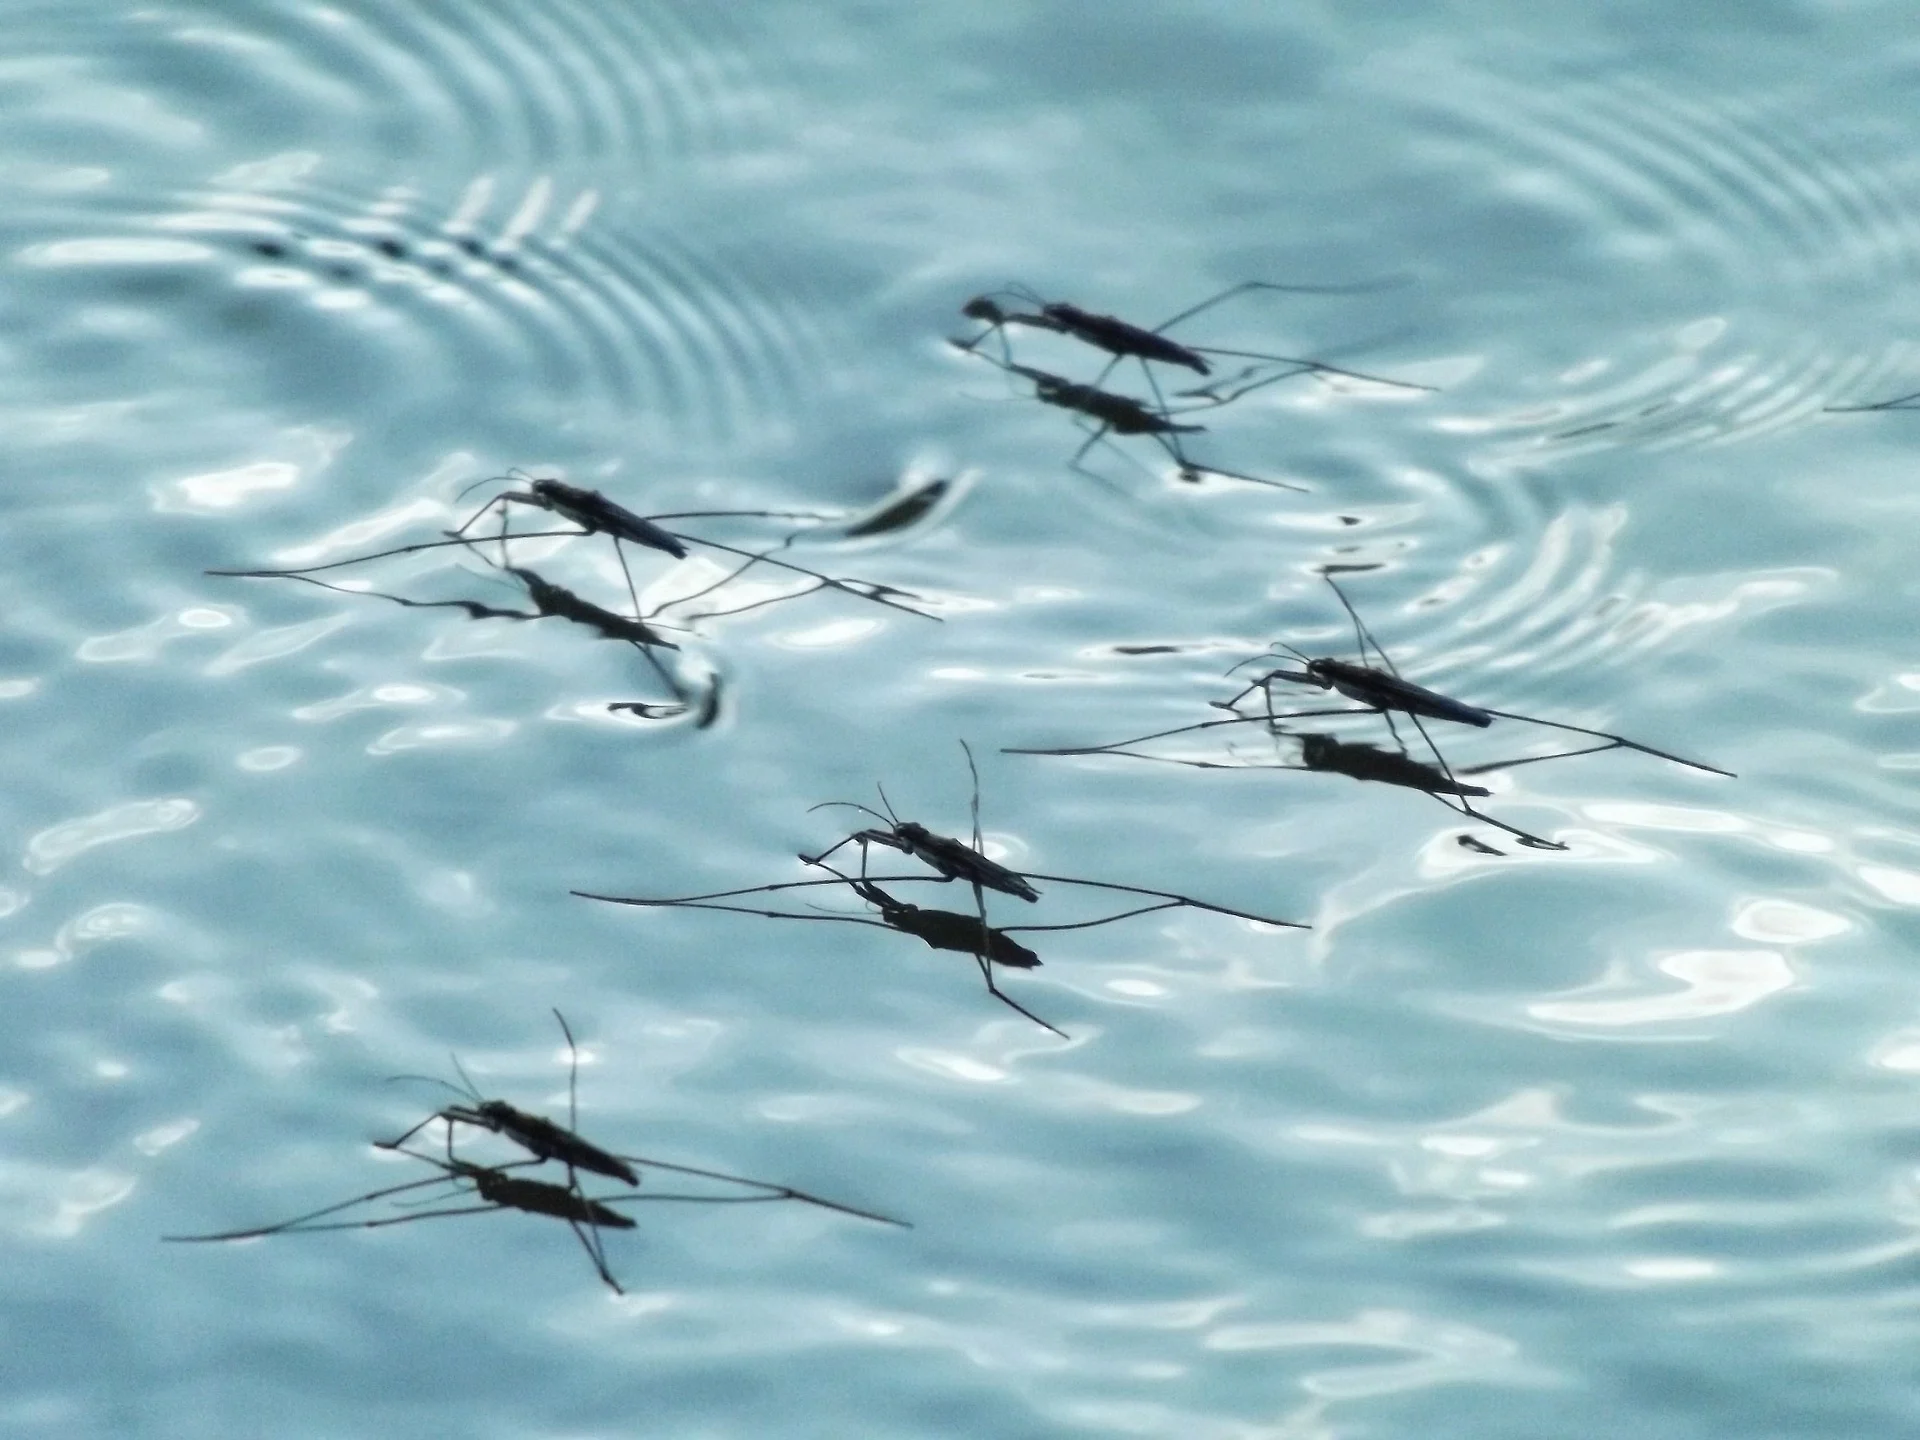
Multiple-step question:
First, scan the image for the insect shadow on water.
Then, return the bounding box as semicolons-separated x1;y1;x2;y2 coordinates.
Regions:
1823;388;1920;414
574;742;1306;1036
164;1147;906;1294
166;1012;908;1293
805;859;1060;1036
383;1006;905;1224
213;550;700;721
165;1153;641;1291
215;502;905;723
1011;721;1559;849
1007;573;1734;851
574;865;1299;1038
580;861;1306;1037
954;346;1307;493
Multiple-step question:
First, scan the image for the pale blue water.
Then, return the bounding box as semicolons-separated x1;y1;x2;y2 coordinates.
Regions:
6;2;1920;1436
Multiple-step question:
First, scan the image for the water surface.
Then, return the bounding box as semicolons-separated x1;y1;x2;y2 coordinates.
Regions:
4;3;1919;1437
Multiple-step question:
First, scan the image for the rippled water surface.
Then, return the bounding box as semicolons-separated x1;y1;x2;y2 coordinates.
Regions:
8;3;1920;1436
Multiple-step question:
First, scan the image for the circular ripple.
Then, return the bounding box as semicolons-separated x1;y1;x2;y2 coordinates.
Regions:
1308;502;1641;686
107;0;781;176
1387;67;1920;461
12;177;834;447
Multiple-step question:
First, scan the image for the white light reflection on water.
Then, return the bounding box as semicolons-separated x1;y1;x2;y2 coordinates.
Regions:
11;901;154;971
156;459;299;511
1202;1308;1551;1398
0;1162;139;1240
21;802;200;876
76;609;238;665
1528;950;1796;1029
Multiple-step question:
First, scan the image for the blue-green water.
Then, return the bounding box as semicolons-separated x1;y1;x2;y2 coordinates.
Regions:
7;3;1920;1435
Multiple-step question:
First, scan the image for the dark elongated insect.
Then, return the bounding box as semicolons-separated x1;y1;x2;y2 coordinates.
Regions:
1004;573;1728;850
960;293;1202;373
1011;362;1206;438
575;849;1306;1037
457;472;935;622
956;348;1304;492
802;741;1039;903
1224;574;1734;779
1218;577;1489;728
384;1009;638;1187
457;473;691;560
799;847;1301;1038
1228;650;1492;728
956;281;1434;433
955;279;1422;383
211;475;937;625
383;1007;911;1227
379;1010;640;1287
215;525;893;719
386;1004;913;1227
581;737;1304;1029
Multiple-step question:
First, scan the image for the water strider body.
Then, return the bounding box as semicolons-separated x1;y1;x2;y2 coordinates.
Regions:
385;1010;638;1187
803;741;1041;903
1229;574;1731;778
955;280;1427;393
460;475;687;559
